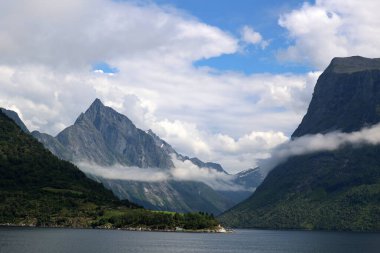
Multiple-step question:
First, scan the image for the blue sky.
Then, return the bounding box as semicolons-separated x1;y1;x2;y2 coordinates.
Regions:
96;0;314;74
153;0;313;74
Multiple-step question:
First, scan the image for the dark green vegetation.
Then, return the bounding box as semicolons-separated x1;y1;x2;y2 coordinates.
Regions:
93;210;218;230
219;145;380;231
219;56;380;231
0;111;219;230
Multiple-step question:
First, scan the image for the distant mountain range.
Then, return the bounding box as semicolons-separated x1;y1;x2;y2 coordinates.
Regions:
219;56;380;231
31;99;262;214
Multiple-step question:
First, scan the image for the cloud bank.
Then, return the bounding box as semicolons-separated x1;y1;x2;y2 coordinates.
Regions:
77;155;249;192
260;123;380;174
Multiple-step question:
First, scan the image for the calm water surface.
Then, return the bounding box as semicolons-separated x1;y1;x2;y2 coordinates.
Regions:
0;227;379;253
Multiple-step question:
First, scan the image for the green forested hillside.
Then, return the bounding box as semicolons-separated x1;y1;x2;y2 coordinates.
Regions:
0;111;218;230
219;145;380;231
0;110;136;226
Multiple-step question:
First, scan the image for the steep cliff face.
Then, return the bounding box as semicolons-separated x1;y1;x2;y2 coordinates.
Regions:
219;57;380;231
293;56;380;137
32;130;73;161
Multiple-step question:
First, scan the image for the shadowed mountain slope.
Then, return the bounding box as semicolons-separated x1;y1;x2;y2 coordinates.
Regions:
219;56;380;231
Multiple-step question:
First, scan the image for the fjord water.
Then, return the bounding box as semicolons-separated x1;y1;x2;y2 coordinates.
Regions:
1;227;379;253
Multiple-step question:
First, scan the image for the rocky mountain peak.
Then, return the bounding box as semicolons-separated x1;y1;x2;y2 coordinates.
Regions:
86;98;107;114
292;56;380;138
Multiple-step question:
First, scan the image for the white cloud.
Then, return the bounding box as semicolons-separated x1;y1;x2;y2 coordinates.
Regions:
260;123;380;175
0;0;321;173
0;64;315;172
171;157;247;191
78;162;169;182
0;0;238;69
3;1;379;175
241;25;269;49
0;60;313;173
278;0;380;69
77;155;250;191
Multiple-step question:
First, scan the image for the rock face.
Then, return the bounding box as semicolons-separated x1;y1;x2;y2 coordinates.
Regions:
33;99;261;214
31;131;73;161
293;56;380;137
50;98;173;168
97;179;233;214
219;56;380;231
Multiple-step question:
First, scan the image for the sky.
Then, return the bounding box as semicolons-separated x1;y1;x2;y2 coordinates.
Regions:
1;0;380;173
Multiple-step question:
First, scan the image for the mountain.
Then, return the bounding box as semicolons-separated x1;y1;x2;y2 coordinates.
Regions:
33;99;261;214
219;56;380;231
55;98;173;168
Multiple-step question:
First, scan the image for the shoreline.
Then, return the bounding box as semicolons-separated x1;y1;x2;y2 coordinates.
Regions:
0;223;231;233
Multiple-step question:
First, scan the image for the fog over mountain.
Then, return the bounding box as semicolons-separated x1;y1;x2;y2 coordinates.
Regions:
259;122;380;175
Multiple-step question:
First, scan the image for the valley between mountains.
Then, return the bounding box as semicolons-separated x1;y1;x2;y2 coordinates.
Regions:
1;56;380;232
4;98;262;215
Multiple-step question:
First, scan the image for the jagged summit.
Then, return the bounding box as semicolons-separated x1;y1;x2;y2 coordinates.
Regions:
292;56;380;138
74;98;105;124
85;98;109;116
48;98;173;168
92;97;103;106
82;98;133;126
